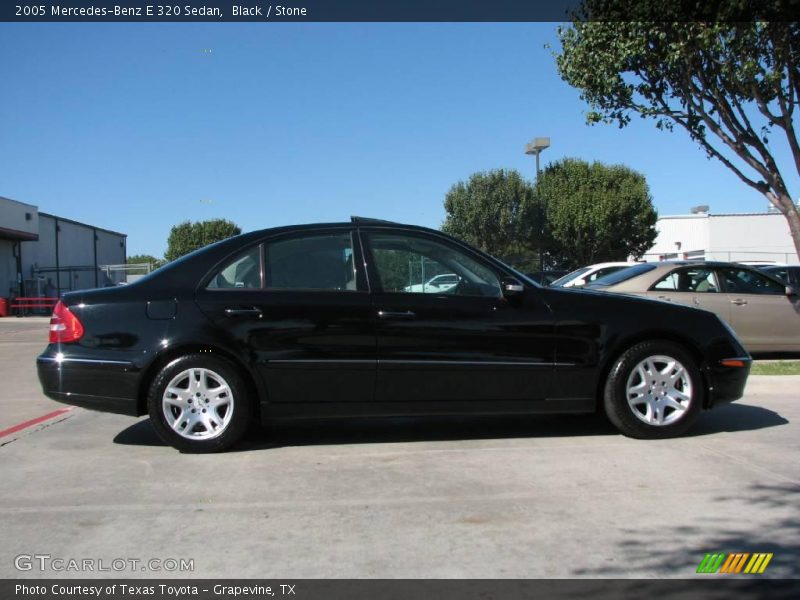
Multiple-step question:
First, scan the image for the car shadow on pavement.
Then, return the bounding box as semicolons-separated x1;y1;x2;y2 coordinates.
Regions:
113;413;617;449
113;402;788;451
687;402;789;436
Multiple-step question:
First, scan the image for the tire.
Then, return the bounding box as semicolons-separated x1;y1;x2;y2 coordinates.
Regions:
147;354;253;452
603;340;703;439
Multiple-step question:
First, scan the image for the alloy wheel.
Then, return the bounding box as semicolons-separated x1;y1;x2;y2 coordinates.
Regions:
625;354;693;426
161;368;234;440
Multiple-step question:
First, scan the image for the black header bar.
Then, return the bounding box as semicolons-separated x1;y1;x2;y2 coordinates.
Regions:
2;0;798;23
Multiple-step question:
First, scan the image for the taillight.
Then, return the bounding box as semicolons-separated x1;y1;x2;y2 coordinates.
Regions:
49;301;85;343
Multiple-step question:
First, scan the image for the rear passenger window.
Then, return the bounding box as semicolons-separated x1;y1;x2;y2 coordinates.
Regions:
652;268;718;292
266;232;357;291
207;246;262;289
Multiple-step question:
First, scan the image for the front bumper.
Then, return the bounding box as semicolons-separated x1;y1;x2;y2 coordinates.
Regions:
37;353;143;416
704;356;752;408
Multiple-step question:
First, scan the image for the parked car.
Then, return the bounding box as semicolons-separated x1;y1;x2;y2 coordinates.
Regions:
525;270;569;286
550;262;638;288
588;261;800;355
759;264;800;288
403;273;460;293
38;218;751;452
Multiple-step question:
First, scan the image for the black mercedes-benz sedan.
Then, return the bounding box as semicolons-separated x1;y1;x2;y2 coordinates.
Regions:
37;217;751;452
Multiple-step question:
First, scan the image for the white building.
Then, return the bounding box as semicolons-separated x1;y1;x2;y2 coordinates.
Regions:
644;208;799;265
1;195;127;301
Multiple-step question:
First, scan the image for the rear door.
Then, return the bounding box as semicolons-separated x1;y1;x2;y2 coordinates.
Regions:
195;227;377;405
360;228;556;412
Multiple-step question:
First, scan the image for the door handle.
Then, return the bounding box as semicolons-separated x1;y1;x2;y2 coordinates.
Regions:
657;295;672;301
377;310;416;320
731;298;748;306
224;307;263;318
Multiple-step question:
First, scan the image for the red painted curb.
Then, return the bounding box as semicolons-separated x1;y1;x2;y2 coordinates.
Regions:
0;407;73;439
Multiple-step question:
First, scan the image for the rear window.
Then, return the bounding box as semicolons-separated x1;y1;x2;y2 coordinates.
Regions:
551;266;591;287
590;263;656;286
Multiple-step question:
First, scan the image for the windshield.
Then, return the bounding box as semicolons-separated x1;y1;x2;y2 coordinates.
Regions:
589;263;657;287
550;266;591;287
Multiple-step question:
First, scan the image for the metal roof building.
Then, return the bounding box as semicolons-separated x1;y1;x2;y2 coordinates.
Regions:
643;208;799;264
0;195;127;301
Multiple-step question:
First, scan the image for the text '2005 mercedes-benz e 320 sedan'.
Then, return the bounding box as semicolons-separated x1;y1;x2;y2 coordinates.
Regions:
38;217;752;452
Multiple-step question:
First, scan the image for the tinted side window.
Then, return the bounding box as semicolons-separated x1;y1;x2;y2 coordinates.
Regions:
720;268;784;295
266;232;357;291
766;268;789;284
207;246;262;289
366;232;502;298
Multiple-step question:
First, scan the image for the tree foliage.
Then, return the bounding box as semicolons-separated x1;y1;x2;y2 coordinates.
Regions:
126;253;164;274
555;1;800;259
442;169;544;271
538;158;658;269
164;219;242;262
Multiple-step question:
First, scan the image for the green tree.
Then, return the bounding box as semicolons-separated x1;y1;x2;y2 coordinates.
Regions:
164;219;242;262
126;254;164;274
442;169;544;271
537;158;657;269
554;1;800;259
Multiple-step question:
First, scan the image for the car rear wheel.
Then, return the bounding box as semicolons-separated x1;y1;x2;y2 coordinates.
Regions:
147;354;252;452
604;341;702;439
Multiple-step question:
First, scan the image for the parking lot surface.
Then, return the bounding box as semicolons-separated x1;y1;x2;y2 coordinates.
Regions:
1;318;798;578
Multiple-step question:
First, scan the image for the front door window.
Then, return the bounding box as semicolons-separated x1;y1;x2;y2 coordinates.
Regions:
365;232;502;298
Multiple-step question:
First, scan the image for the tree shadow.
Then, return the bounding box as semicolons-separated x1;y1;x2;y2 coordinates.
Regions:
571;481;800;581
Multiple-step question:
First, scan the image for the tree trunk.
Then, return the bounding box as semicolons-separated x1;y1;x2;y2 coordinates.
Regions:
774;193;800;262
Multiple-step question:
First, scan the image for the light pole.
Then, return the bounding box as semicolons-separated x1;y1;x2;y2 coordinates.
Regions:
525;137;550;271
524;137;550;177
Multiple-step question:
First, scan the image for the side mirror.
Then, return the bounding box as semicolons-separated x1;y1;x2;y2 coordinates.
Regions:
501;277;525;299
787;285;797;297
572;278;587;287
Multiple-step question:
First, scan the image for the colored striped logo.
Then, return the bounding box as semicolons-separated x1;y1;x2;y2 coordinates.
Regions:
697;553;773;574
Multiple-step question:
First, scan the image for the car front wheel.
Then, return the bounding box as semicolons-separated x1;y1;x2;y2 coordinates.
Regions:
147;354;252;452
604;341;702;439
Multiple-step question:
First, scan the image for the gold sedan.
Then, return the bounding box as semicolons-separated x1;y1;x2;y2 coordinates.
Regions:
589;261;800;355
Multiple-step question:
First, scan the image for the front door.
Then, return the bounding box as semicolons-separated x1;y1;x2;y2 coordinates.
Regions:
360;228;555;412
716;266;800;353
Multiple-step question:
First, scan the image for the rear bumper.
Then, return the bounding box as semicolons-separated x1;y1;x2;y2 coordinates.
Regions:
36;354;143;417
704;356;752;408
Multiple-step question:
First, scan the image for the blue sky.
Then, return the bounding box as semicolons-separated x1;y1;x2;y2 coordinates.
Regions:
1;23;796;257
